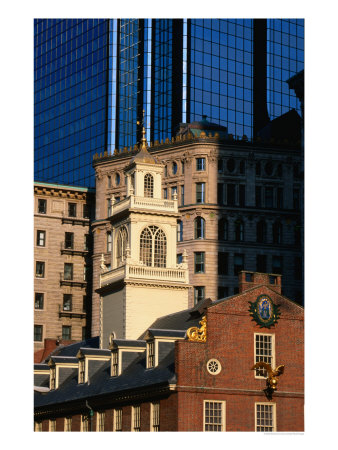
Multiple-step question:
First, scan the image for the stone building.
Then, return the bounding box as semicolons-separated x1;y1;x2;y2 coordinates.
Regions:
34;182;95;357
91;118;303;337
34;271;304;432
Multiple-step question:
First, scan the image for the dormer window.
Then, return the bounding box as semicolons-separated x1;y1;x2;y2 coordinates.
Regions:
144;173;154;198
147;341;155;368
50;367;56;390
79;359;85;383
111;350;118;376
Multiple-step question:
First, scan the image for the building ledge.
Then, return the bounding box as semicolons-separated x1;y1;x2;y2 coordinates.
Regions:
100;262;189;288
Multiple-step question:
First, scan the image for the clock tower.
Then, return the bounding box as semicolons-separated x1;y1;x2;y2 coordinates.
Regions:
97;129;190;347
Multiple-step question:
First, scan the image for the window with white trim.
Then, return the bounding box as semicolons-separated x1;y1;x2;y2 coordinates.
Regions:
147;341;155;368
204;400;226;431
140;226;166;268
132;405;141;431
144;173;154;198
255;403;276;432
64;417;72;432
97;412;105;431
111;350;118;376
254;333;275;378
34;421;42;432
81;415;89;432
114;408;122;431
150;402;160;431
50;367;56;390
116;226;128;267
79;359;85;383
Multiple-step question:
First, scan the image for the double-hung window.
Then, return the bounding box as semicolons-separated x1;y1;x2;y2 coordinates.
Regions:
204;400;226;431
36;230;46;246
194;252;205;273
196;157;206;171
150;402;160;431
34;325;43;342
35;293;44;309
114;409;122;431
64;263;73;280
196;182;205;203
132;405;141;431
97;412;105;431
65;232;74;249
36;261;45;278
38;199;46;214
68;203;77;217
255;403;276;432
254;333;275;378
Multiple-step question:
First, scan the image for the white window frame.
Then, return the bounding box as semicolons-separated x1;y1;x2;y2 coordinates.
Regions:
81;414;89;432
255;402;276;432
147;341;155;368
78;358;85;384
203;400;226;431
113;408;122;431
34;421;42;432
150;402;160;432
132;405;141;432
111;350;118;376
49;419;56;432
254;333;275;379
96;411;105;432
64;417;72;432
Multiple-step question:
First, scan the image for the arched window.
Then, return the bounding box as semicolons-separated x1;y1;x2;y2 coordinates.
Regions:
194;217;205;239
140;226;166;268
116;226;128;267
272;221;282;244
144;173;154;198
256;220;266;243
235;220;244;241
218;218;228;240
177;220;183;242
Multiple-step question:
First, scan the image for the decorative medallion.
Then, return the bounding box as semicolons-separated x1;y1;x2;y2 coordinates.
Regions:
248;294;280;328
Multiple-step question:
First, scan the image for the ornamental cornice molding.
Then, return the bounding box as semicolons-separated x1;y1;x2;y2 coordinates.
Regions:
125;280;191;290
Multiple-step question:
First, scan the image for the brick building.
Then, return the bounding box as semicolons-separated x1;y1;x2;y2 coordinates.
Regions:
34;182;95;357
91;118;303;337
34;271;304;432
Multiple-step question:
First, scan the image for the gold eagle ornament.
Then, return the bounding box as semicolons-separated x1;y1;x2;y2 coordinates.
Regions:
251;362;285;391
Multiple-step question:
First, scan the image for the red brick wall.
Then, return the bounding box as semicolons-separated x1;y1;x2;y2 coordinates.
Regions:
174;285;304;431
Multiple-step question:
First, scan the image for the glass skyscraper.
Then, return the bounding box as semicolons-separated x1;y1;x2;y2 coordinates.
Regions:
34;18;304;188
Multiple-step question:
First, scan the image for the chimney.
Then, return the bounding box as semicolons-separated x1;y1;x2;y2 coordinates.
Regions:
238;271;282;294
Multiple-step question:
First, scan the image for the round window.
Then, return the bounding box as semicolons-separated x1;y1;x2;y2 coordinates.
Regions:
206;359;222;375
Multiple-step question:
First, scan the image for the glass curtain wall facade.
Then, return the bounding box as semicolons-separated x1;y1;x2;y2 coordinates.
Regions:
34;19;109;187
34;18;304;188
